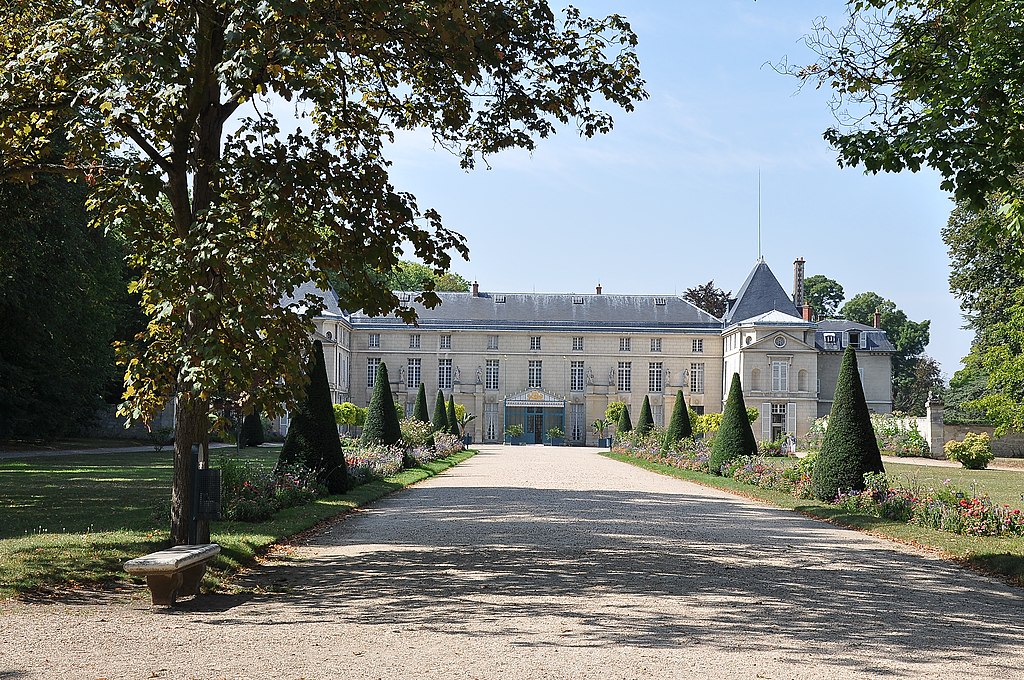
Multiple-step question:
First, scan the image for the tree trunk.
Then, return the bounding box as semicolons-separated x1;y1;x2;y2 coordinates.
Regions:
170;395;208;545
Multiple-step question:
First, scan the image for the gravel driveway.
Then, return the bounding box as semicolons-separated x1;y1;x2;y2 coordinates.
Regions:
2;444;1023;679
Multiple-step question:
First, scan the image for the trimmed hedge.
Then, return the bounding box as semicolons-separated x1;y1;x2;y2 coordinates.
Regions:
413;383;430;423
665;389;693;444
708;372;756;475
447;395;459;436
811;346;884;500
617;404;633;434
361;361;402;446
239;411;265;447
279;340;347;493
432;390;448;432
636;395;655;435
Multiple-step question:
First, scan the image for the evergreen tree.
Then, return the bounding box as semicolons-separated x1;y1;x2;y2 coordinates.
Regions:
616;404;633;435
447;395;460;436
811;347;885;500
280;340;347;493
239;411;265;448
413;383;430;422
636;395;655;434
709;373;757;475
361;362;402;446
665;390;693;444
432;390;449;432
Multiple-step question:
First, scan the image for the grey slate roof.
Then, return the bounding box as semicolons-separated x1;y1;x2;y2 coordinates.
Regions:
348;292;722;332
723;260;802;324
815;319;896;352
281;280;345;318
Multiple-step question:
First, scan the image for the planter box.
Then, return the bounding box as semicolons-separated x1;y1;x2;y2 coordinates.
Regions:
597;437;612;448
545;437;565;446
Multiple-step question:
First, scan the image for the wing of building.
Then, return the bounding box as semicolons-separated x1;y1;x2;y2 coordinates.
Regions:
284;259;893;444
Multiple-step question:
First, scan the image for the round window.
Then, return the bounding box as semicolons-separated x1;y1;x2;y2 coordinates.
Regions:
774;335;787;348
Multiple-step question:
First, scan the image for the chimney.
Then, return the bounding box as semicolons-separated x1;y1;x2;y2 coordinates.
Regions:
873;307;881;328
802;304;813;322
596;283;603;295
471;281;479;297
793;257;806;308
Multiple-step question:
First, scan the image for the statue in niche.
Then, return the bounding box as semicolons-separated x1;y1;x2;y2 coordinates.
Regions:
454;365;461;383
608;367;615;385
476;365;483;384
398;366;405;383
585;367;594;385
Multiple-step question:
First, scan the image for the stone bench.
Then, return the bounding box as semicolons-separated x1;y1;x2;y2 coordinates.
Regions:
124;543;220;606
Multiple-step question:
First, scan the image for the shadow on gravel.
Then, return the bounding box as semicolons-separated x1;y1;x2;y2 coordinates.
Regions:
214;485;1024;677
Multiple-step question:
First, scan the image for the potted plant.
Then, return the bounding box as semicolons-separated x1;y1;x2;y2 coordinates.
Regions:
592;419;611;448
458;412;477;445
546;426;565;446
504;423;525;445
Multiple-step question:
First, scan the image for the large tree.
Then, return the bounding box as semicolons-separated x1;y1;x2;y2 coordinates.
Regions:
0;2;645;543
793;1;1024;238
803;274;845;320
683;280;731;318
840;292;931;414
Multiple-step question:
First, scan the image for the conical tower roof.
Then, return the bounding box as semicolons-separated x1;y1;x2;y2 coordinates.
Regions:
723;260;801;324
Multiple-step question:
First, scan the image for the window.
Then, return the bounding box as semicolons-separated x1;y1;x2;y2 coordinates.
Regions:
570;361;585;392
617;362;632;391
771;360;789;392
367;358;381;388
484;403;499;441
368;333;380;349
823;332;837;347
325;331;333;341
690;363;705;393
572;296;585;304
495;295;506;303
528;360;542;388
438;359;452;390
409;333;421;349
487;335;499;350
651;338;662;353
649;362;663;393
653;405;664;427
530;336;541;350
692;338;704;353
848;330;860;348
570;403;585;441
619;337;631;352
407;358;421;389
440;335;451;350
485;359;500;391
654;297;667;305
572;336;584;351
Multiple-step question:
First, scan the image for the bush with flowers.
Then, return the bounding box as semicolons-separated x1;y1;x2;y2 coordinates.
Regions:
803;413;929;456
219;455;326;522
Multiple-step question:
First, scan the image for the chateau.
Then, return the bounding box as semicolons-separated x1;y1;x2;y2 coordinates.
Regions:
285;258;894;444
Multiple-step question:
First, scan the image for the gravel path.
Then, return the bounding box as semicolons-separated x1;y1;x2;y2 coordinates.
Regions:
2;444;1023;679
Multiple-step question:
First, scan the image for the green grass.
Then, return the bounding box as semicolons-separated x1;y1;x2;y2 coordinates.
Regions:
0;437;153;452
0;447;475;598
882;461;1024;507
604;452;1024;587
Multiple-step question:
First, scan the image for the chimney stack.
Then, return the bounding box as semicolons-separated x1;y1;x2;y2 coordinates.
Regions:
802;304;813;322
471;281;479;297
793;257;806;308
596;283;603;295
873;307;881;328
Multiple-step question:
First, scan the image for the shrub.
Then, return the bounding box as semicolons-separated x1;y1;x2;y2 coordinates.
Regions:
664;390;693;444
345;442;405;486
616;404;633;436
399;417;434;447
547;426;565;440
219;455;323;522
413;383;430;423
695;412;723;434
430;432;465;459
944;432;994;469
432;390;448;433
708;373;757;475
605;401;627;425
636;395;655;435
505;423;524;438
280;339;348;494
362;362;402;447
811;346;884;501
334;401;365;427
447;395;460;436
239;411;264;447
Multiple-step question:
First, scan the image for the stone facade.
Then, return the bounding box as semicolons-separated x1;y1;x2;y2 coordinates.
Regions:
291;258;895;445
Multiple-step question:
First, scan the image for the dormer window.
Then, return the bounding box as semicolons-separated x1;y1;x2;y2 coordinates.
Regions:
572;296;585;304
495;295;506;303
848;330;861;348
823;333;837;347
654;297;667;306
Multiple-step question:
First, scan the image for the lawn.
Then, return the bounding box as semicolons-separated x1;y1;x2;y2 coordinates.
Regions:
883;461;1024;508
604;452;1024;587
0;446;475;597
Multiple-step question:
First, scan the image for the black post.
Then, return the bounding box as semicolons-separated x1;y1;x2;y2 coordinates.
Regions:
188;443;200;545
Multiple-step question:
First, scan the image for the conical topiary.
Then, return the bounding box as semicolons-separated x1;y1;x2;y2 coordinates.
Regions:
447;395;459;436
239;411;265;448
280;340;347;493
708;373;757;475
616;404;632;436
413;383;430;423
432;390;448;433
361;362;402;446
664;390;693;444
811;346;885;500
636;395;655;435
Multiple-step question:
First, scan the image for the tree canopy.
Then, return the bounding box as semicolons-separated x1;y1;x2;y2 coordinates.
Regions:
804;274;845;320
683;280;731;318
0;1;645;543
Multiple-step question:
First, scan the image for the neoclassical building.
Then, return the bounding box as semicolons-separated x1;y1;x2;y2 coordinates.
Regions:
287;258;893;444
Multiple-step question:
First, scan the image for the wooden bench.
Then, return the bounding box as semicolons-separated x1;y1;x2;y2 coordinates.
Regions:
124;543;220;606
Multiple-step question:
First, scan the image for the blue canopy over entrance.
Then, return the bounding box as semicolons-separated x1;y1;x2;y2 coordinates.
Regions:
504;389;566;444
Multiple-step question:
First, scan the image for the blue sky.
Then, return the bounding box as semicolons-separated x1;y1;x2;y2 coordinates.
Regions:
380;1;969;377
